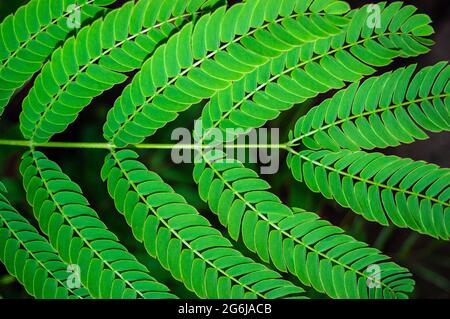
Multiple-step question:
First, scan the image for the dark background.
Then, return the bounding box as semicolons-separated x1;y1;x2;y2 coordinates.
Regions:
0;0;449;299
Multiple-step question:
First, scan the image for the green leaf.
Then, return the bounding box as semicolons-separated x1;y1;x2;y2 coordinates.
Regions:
102;149;307;299
19;150;176;299
0;187;90;299
0;0;114;115
103;0;352;147
288;149;450;240
20;0;223;143
291;63;450;151
195;150;414;299
198;2;434;145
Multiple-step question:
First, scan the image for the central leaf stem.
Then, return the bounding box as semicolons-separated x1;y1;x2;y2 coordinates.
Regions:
0;139;290;150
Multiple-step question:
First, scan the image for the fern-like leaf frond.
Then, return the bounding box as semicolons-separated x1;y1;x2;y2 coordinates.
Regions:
290;62;450;151
198;2;434;142
288;149;450;239
102;149;307;299
0;183;91;299
103;0;351;147
194;150;415;299
19;151;177;299
0;0;115;115
19;0;224;143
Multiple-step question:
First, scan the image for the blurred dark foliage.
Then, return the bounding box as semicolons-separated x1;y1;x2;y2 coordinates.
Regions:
0;0;449;299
